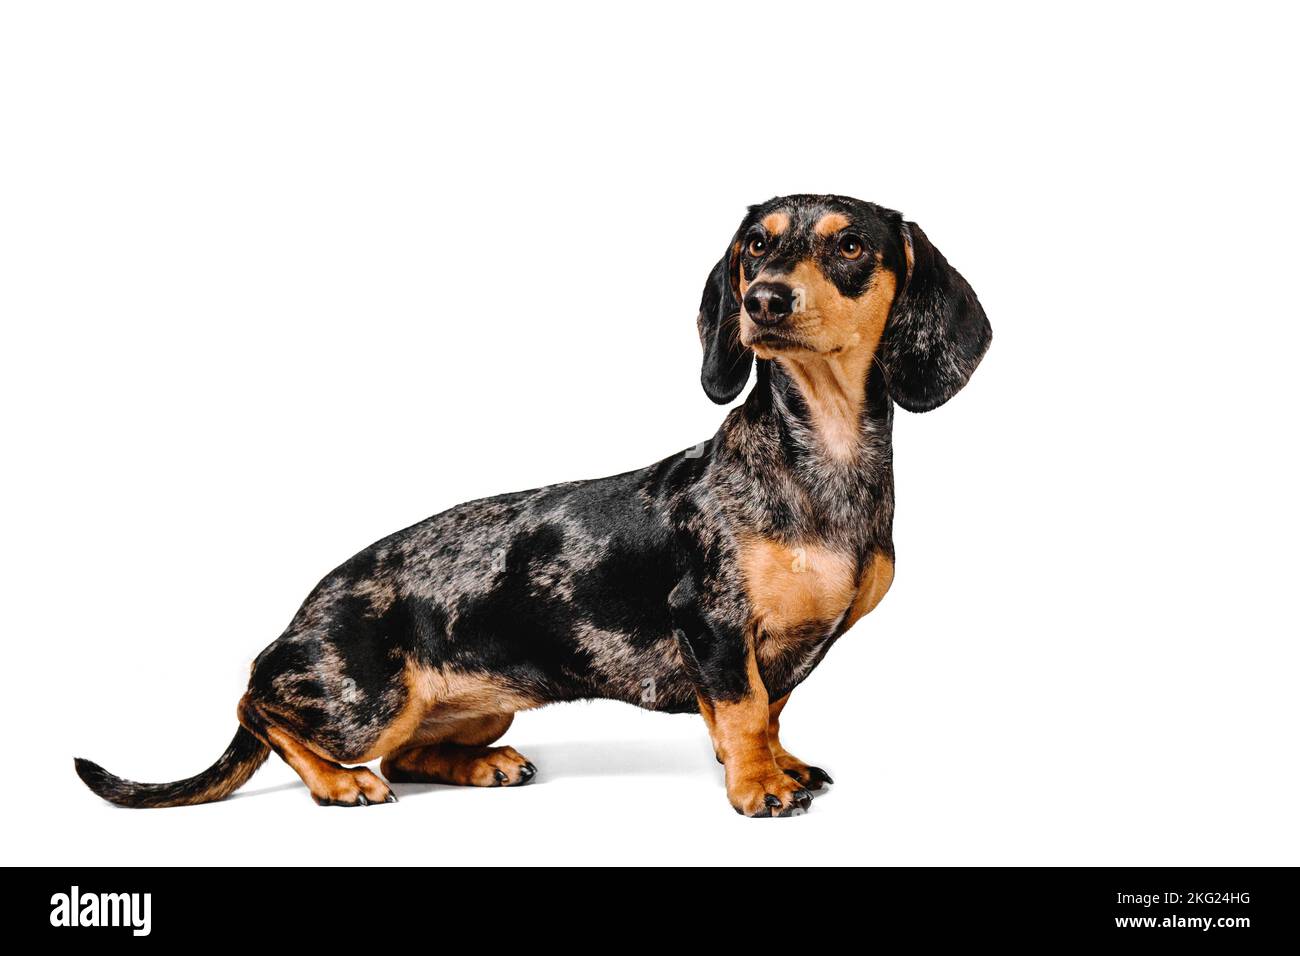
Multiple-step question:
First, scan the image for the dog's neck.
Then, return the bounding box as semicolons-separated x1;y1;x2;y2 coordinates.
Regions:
747;354;892;468
772;352;874;461
722;356;893;550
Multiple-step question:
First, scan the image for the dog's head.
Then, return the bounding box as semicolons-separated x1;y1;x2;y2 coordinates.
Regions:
697;195;991;412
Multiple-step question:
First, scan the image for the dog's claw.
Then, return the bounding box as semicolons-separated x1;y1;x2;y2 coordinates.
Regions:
493;769;508;786
783;765;833;791
807;766;833;786
518;762;537;782
385;792;397;803
356;794;369;806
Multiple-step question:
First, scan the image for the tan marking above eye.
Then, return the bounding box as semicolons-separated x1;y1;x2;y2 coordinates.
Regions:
760;212;790;235
813;213;850;236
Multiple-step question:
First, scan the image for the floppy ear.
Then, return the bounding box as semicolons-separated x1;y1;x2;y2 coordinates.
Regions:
696;237;753;404
879;221;992;412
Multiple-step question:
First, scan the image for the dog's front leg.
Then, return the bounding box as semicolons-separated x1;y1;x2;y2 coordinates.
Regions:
671;594;815;817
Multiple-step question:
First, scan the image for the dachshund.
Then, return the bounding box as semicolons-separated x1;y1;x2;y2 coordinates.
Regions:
76;194;991;817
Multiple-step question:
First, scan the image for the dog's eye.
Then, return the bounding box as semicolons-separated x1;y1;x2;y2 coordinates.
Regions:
838;235;865;260
746;235;768;257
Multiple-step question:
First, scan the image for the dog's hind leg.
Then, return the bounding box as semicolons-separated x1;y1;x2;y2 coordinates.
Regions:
381;713;537;788
238;696;396;806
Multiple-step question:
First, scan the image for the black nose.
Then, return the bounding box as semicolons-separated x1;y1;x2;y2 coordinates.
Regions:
744;282;794;326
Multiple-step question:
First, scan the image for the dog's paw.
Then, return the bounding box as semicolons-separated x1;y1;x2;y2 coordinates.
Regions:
775;755;833;792
470;746;537;788
728;768;814;818
384;745;537;788
311;766;396;807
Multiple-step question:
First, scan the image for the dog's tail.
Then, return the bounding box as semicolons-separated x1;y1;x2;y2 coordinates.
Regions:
74;726;270;809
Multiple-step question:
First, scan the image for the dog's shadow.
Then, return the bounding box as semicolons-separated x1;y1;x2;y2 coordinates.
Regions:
524;737;714;779
391;737;714;800
234;737;715;802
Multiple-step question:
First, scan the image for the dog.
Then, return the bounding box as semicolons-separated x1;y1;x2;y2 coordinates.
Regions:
76;194;991;817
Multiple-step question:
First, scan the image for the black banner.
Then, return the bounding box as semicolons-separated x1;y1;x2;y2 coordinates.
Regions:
10;867;1297;944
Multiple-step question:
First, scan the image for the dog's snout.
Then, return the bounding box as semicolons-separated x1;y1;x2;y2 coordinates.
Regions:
743;282;794;326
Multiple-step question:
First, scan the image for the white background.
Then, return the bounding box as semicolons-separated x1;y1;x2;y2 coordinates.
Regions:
3;2;1297;866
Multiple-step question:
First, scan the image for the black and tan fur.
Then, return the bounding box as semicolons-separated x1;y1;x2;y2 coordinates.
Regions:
76;194;991;817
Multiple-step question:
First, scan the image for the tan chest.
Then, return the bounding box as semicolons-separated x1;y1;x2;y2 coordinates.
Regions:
738;539;894;641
